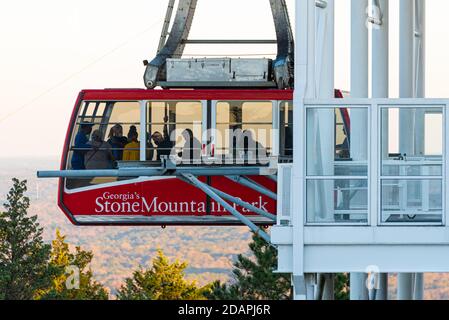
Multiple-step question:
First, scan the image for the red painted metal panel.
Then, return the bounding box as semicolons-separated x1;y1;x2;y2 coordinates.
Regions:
58;91;85;225
60;177;276;226
81;89;293;101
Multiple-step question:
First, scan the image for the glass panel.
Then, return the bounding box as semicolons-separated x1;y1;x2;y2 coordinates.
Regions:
75;102;107;124
381;107;443;176
242;102;273;123
83;102;96;116
96;103;106;117
280;101;293;158
306;179;368;224
216;101;273;163
147;101;202;163
425;113;443;156
66;101;140;190
381;163;443;176
307;108;368;176
381;179;443;223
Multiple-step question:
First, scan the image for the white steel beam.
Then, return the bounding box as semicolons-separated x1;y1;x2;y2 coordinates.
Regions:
397;0;415;301
350;0;369;301
292;0;314;300
413;0;426;301
371;0;389;300
399;0;415;156
314;0;335;300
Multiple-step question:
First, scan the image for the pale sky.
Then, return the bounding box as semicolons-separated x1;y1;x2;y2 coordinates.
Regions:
0;0;449;159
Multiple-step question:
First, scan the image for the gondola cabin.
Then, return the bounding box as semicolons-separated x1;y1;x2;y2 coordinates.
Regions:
55;88;350;226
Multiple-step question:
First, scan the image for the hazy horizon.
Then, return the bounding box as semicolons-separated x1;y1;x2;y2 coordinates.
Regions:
1;0;449;158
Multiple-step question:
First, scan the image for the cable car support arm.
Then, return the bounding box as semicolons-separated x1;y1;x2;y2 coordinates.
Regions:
181;174;272;244
143;0;295;89
37;159;278;234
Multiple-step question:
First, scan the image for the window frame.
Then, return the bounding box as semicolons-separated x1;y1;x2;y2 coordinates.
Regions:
64;99;143;192
143;100;206;162
378;104;446;226
304;104;371;226
211;100;276;160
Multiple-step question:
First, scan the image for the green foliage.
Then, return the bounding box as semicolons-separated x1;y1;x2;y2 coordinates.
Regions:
36;230;108;300
117;250;209;300
206;233;292;300
335;273;350;300
0;179;55;300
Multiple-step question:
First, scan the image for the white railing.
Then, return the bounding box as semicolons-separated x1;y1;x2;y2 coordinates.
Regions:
293;98;449;226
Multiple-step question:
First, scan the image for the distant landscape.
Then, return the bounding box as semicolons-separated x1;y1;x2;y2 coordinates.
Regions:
0;157;253;296
0;157;448;299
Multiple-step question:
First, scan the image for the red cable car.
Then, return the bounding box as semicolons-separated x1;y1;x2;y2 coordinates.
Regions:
38;1;351;229
58;89;293;226
47;88;350;226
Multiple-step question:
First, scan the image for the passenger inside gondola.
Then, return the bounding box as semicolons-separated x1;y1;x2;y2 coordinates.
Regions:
240;130;267;163
336;127;350;159
146;134;155;161
71;122;93;170
151;131;173;160
107;124;128;161
127;125;138;140
178;128;201;163
151;117;174;160
85;130;113;169
123;131;140;161
284;126;293;157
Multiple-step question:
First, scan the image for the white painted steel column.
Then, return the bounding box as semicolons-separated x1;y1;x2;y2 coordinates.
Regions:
292;0;315;300
413;0;425;157
349;0;370;300
314;0;335;300
350;0;369;161
414;0;426;99
413;0;426;301
397;0;415;301
398;274;414;300
372;0;389;99
372;0;389;300
307;1;334;223
399;0;415;156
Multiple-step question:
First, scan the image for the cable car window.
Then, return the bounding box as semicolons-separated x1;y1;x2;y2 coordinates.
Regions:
280;101;293;158
335;109;350;159
66;101;140;190
216;101;273;163
83;102;98;117
146;101;202;163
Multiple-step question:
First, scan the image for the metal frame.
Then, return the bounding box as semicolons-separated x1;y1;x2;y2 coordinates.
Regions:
38;164;277;179
301;98;449;228
226;176;277;200
144;0;198;88
304;104;370;226
42;156;278;229
210;99;278;158
378;104;445;227
181;174;272;243
144;0;295;89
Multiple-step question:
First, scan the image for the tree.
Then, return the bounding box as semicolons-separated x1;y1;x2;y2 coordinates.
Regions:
0;179;55;300
206;233;292;300
36;230;108;300
335;273;349;300
117;250;209;300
